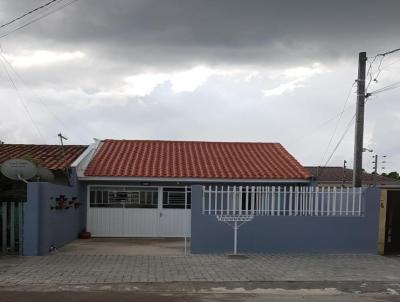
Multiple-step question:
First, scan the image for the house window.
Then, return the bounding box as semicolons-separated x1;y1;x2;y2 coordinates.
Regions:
162;187;191;209
89;187;158;208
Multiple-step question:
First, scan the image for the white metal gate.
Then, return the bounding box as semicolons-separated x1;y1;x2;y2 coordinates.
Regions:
87;186;191;237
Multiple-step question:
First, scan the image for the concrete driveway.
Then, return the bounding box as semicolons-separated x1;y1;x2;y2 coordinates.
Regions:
58;238;190;256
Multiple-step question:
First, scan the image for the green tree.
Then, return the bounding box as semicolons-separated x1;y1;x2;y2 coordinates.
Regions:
387;171;400;180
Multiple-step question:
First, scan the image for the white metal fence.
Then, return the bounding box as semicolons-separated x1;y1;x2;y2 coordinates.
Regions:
202;186;365;217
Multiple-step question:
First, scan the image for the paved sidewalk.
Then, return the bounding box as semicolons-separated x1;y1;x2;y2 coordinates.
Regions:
1;254;400;286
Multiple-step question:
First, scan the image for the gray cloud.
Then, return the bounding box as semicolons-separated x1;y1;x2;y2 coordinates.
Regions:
0;0;399;172
2;0;400;68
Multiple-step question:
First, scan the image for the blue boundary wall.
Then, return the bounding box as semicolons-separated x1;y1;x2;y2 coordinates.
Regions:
191;186;380;253
23;182;84;256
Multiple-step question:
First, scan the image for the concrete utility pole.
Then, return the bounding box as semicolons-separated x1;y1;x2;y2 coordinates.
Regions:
352;52;367;187
373;154;378;187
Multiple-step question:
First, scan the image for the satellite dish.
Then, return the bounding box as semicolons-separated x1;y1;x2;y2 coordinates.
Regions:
0;159;37;181
36;166;55;182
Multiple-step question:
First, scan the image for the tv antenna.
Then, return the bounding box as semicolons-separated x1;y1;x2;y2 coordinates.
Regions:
57;132;70;185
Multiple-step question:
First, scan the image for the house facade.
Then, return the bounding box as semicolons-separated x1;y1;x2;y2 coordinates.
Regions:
74;139;312;239
1;141;383;255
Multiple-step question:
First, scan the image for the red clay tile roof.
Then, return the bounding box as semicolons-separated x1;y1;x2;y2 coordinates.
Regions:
84;140;311;180
0;144;87;170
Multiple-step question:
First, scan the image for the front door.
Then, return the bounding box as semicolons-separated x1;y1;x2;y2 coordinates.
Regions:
385;190;400;254
158;187;191;237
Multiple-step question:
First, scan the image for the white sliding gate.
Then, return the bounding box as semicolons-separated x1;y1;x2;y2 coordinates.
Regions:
87;186;191;237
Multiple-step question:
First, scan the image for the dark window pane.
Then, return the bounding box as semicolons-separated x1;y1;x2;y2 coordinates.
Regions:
103;191;109;204
96;191;103;203
90;191;95;204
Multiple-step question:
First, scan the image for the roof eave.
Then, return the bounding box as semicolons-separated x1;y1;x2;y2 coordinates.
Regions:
78;176;311;183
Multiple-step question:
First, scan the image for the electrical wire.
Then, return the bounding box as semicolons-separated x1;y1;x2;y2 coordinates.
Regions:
366;47;400;92
319;81;356;166
0;0;63;36
377;48;400;57
0;0;60;29
0;48;90;144
0;0;80;39
323;113;356;167
368;80;400;96
0;55;46;142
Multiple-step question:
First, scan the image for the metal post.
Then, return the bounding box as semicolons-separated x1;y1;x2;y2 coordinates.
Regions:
233;221;238;255
2;202;7;254
18;202;23;255
184;185;187;256
353;51;367;187
10;203;15;251
342;160;347;187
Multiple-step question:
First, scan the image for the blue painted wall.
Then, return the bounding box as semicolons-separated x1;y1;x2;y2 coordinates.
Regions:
191;185;380;253
24;182;84;256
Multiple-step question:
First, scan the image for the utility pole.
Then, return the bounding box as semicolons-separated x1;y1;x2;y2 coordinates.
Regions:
352;52;367;187
342;160;347;187
372;154;378;187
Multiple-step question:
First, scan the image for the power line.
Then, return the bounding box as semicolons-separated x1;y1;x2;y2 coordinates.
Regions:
319;81;356;166
0;0;80;39
377;48;400;57
296;102;356;142
368;80;400;96
0;55;46;142
323;113;356;167
366;47;400;92
0;0;60;30
0;48;90;144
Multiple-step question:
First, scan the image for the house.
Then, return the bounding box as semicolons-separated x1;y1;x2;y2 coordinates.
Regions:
0;144;87;201
0;144;87;255
305;166;400;188
72;140;378;254
75;139;312;238
1;140;384;255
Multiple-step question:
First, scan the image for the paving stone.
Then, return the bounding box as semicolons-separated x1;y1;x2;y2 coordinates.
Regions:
1;254;400;285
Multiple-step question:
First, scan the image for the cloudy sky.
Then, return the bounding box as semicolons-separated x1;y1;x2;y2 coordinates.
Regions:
0;0;399;173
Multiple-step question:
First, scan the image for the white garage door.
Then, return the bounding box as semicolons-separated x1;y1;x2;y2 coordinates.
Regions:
87;186;191;237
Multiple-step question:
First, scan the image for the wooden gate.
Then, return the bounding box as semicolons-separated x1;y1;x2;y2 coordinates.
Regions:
0;201;23;255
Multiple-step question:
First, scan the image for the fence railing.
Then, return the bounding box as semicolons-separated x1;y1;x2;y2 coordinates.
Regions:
202;186;364;217
1;201;23;255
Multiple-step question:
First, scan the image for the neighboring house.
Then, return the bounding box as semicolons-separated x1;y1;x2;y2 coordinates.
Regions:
0;144;87;201
306;166;400;188
0;144;88;255
75;139;312;238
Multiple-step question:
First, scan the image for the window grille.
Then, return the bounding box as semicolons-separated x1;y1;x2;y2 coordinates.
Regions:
89;187;158;208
